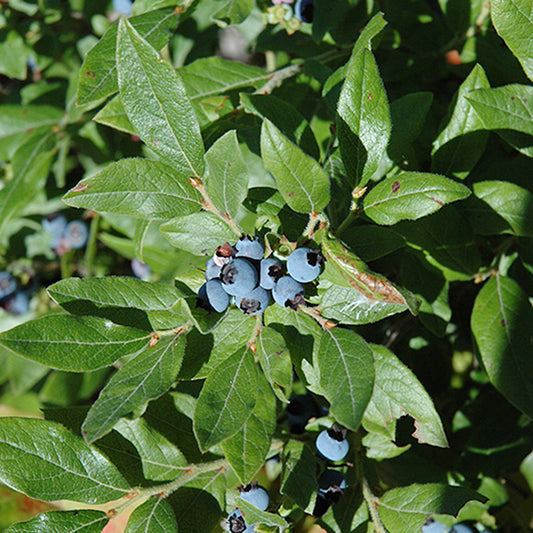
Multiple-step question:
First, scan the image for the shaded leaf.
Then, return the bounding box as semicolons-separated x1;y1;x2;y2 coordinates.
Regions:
93;95;135;135
315;328;374;430
237;498;289;528
194;347;258;451
125;497;178;533
364;344;448;448
212;0;253;27
0;105;63;139
0;418;129;503
82;335;185;443
471;275;533;419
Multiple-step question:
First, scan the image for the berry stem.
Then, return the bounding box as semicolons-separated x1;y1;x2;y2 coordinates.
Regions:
83;213;100;278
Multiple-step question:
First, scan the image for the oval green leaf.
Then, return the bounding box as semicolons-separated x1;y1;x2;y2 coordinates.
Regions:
5;510;108;533
125;498;178;533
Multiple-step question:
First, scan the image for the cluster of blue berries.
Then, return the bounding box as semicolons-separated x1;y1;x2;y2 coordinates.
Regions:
226;482;269;533
0;272;29;315
197;236;323;316
422;518;491;533
41;214;88;255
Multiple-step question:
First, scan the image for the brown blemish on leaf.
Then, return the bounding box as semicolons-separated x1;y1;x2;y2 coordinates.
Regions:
501;319;507;327
71;182;90;193
391;181;401;193
428;195;443;206
86;70;96;78
288;191;295;197
367;93;372;101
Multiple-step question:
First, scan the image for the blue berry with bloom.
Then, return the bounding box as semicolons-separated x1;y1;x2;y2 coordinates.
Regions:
315;425;350;462
5;291;29;315
238;482;270;511
235;236;265;260
294;0;314;22
220;258;258;296
64;220;89;249
259;257;283;290
236;286;270;315
198;279;230;313
422;518;449;533
113;0;133;15
42;214;67;249
131;258;151;280
205;258;222;281
318;469;346;501
287;247;323;283
272;275;304;308
0;272;17;301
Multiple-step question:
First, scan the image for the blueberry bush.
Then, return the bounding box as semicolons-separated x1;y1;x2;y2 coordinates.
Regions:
0;0;532;532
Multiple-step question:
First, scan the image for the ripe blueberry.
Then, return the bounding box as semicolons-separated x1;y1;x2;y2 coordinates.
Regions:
294;0;314;23
272;275;304;308
235;236;265;260
220;258;258;296
422;518;449;533
236;286;270;315
287;247;323;283
0;272;16;301
450;525;477;533
315;425;350;462
131;258;151;280
113;0;133;15
259;258;283;290
198;279;230;313
64;220;88;249
205;257;222;281
238;482;270;511
42;214;67;249
5;291;29;315
318;469;346;503
227;509;253;533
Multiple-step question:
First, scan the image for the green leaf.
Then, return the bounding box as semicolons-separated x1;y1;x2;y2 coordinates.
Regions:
0;31;28;79
241;93;320;160
117;18;205;176
0;418;130;503
5;510;108;533
280;440;318;512
63;158;202;220
168;471;225;533
212;0;253;26
363;172;471;225
237;498;289;528
466;84;533;136
194;347;258;451
471;275;533;419
473;180;533;237
222;373;276;484
315;329;374;430
0;105;63;140
341;225;405;262
323;12;387;97
432;64;490;179
48;276;188;331
0;130;56;236
337;47;391;186
82;335;185;443
256;326;293;403
261;119;330;214
181;57;268;101
77;8;179;106
378;483;485;533
396;206;481;281
205;130;249;218
316;234;416;324
0;315;149;372
125;497;178;533
115;418;187;481
161;211;237;255
491;0;533;82
364;344;448;447
93;95;135;135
